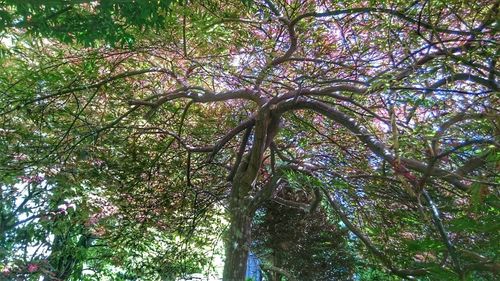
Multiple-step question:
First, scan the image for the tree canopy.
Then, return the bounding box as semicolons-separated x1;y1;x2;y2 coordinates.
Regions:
0;0;498;280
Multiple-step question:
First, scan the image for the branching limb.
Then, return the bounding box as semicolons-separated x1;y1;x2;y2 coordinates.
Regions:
429;73;498;91
254;16;298;89
460;249;500;274
249;170;283;212
322;188;429;279
436;139;496;159
421;189;463;278
433;113;490;147
309;187;322;213
135;116;255;156
272;196;310;212
291;7;485;36
26;68;174;106
208;118;256;161
227;126;253;182
241;108;271;184
129;86;263;110
260;262;298;281
276;99;486;191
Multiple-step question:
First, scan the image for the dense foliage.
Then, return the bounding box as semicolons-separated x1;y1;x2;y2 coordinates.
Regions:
0;0;498;280
252;186;355;281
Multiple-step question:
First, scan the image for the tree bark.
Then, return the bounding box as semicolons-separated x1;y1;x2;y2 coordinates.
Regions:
223;195;253;281
223;108;277;280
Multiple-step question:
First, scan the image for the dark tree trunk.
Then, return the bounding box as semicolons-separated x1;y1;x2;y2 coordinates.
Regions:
223;198;252;281
223;109;275;280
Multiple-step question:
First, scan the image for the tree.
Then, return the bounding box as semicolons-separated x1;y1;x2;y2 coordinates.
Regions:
1;0;498;280
252;180;355;281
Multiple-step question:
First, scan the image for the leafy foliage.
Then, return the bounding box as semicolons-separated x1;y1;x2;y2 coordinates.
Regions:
1;0;499;280
0;0;180;46
252;187;355;281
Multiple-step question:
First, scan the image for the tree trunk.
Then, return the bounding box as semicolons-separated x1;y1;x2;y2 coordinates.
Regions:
223;204;252;281
223;109;274;280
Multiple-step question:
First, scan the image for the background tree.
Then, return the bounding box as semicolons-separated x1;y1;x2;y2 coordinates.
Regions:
252;177;355;281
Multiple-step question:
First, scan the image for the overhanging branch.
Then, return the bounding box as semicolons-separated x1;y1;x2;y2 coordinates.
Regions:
322;187;429;278
275;99;481;191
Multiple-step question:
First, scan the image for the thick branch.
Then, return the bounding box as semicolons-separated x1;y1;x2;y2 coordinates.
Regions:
260;263;298;281
227;126;253;181
272;196;310;212
429;73;498;91
130;86;263;108
274;85;386;120
243;109;271;183
276;99;474;190
209;117;256;160
322;188;428;278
